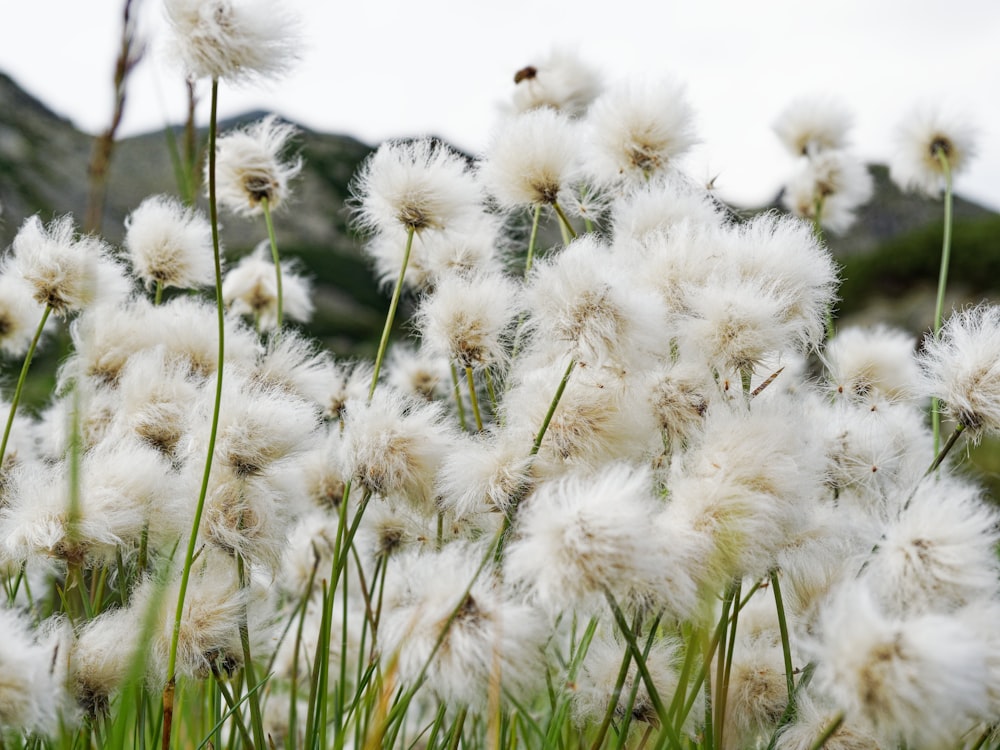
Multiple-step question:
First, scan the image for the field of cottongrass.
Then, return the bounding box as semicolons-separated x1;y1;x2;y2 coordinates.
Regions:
0;1;998;749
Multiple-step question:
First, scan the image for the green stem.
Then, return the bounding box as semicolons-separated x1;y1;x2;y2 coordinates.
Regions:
261;197;283;329
525;204;542;276
0;304;51;468
589;621;636;750
465;366;483;431
716;579;742;750
236;555;266;749
154;281;163;306
449;362;468;431
808;713;844;750
602;590;679;749
770;571;795;701
530;358;575;457
552;201;578;240
927;422;966;475
932;151;954;454
369;227;415;400
163;76;224;750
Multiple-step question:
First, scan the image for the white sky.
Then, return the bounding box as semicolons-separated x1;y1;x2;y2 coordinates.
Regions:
1;0;998;210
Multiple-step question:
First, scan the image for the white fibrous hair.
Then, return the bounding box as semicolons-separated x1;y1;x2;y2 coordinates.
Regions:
0;271;46;357
222;244;313;330
509;47;602;117
479;107;582;209
782;149;873;234
919;304;1000;438
0;607;66;733
504;462;670;612
11;215;130;318
435;430;534;517
811;582;992;747
352;138;482;237
214;115;302;216
890;104;977;197
124;195;215;290
416;271;519;370
825;325;921;404
585;76;698;185
340;388;455;514
773;95;854;157
163;0;300;82
380;543;547;708
610;174;723;246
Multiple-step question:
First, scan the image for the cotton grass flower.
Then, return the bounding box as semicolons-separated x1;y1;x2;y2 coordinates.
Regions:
586;76;697;185
890;104;977;197
163;0;301;83
509;47;602;117
124;195;214;291
505;463;669;612
478;108;582;209
825;325;921;403
222;245;313;330
416;271;519;370
214;115;302;216
11;215;129;317
0;607;66;733
380;543;547;709
919;304;1000;438
0;272;46;357
812;582;992;747
352;138;481;237
773;95;853;156
782;149;873;234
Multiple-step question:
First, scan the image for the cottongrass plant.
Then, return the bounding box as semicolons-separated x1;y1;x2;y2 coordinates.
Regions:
2;24;1000;750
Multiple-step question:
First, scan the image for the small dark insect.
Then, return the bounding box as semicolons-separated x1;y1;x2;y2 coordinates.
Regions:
514;65;538;84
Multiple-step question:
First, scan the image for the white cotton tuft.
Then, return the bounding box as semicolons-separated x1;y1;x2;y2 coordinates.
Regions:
214;115;302;216
124;195;214;291
890;104;977;197
509;46;602;117
773;95;854;157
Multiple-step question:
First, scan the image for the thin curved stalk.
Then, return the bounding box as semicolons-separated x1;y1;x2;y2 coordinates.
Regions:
931;151;954;454
369;227;415;399
0;304;51;468
163;76;224;750
465;365;483;431
261;196;283;329
525;203;542;276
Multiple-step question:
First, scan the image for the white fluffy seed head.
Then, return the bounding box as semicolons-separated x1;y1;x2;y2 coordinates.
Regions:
825;325;922;404
222;244;313;330
12;215;130;317
479;108;582;208
163;0;300;83
0;607;66;733
919;305;1000;438
862;473;1000;617
505;463;668;612
811;582;992;747
0;271;46;357
610;174;723;246
773;95;854;157
352;138;482;237
435;431;534;517
586;76;698;186
509;47;602;117
213;115;302;216
890;104;977;197
124;195;214;290
380;543;547;708
416;271;519;370
782;150;873;234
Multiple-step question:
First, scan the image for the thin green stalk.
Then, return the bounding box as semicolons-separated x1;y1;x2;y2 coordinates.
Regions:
163;76;224;750
0;304;51;467
207;668;254;750
770;571;795;701
927;423;966;476
589;623;636;750
932;150;954;454
235;555;267;749
808;713;844;750
552;201;578;240
369;227;415;400
716;580;742;750
261;196;283;329
154;281;164;306
449;362;468;431
445;707;468;750
525;204;542;276
530;358;575;458
465;365;484;431
602;590;678;748
483;368;499;415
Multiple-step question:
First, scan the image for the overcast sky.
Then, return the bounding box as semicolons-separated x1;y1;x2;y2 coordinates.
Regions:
1;0;998;210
